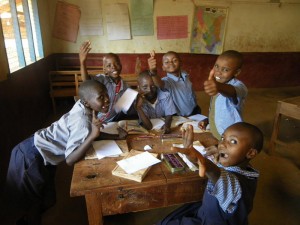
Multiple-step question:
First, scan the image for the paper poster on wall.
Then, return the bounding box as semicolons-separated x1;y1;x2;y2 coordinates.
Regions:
157;15;188;40
105;3;131;40
52;1;81;43
130;0;153;36
190;6;228;55
77;0;104;36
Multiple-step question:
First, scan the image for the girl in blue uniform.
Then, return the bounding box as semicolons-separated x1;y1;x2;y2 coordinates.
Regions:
157;122;263;225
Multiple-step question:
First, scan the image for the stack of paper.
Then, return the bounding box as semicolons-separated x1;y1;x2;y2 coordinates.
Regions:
112;150;160;182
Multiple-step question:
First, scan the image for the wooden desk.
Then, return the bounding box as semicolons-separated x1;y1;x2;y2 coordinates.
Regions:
70;132;217;225
269;96;300;154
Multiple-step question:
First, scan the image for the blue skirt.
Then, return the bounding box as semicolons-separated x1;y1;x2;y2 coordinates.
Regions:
156;202;203;225
5;136;57;212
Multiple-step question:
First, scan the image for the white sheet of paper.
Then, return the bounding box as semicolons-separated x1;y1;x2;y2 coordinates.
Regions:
100;122;118;134
188;114;207;121
93;140;123;159
77;0;104;36
105;3;131;40
150;118;165;130
114;88;138;113
117;151;161;174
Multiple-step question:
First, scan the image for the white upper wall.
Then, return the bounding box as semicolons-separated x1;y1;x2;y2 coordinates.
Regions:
40;0;300;55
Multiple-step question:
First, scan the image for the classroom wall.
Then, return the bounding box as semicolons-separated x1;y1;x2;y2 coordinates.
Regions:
46;0;300;54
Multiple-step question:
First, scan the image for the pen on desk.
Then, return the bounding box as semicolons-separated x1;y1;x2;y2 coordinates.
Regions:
134;135;156;140
160;134;182;139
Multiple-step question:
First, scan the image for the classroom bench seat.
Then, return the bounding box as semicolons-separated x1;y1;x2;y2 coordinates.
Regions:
49;71;138;113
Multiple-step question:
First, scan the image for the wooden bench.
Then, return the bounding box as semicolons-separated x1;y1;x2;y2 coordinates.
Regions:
49;70;138;113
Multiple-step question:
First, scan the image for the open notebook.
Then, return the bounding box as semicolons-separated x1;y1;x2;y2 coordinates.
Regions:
100;120;149;135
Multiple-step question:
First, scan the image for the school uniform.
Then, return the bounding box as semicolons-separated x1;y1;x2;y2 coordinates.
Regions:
209;78;247;139
156;164;259;225
92;74;129;122
5;100;93;212
140;89;177;118
162;71;200;116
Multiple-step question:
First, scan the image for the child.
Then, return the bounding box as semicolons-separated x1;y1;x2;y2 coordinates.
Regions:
136;71;177;134
157;122;264;225
79;41;135;122
201;50;247;140
3;80;118;225
148;51;201;117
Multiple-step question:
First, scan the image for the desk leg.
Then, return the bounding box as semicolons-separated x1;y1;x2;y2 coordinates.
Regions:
85;193;103;225
269;103;282;155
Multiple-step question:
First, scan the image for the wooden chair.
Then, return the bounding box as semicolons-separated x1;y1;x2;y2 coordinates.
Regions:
121;73;138;89
49;70;102;113
49;71;81;114
55;55;103;71
269;96;300;154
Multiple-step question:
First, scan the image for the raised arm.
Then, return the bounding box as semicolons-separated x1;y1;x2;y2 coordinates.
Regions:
162;115;172;134
79;41;91;81
172;125;221;182
135;94;153;130
204;69;238;104
148;50;165;89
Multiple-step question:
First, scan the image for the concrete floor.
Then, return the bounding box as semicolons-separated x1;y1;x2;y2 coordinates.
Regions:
39;86;300;225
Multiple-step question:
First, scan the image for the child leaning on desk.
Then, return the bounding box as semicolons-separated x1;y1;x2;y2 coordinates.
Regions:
199;50;248;140
2;80;126;225
135;70;177;134
148;51;201;117
79;41;137;122
156;122;264;225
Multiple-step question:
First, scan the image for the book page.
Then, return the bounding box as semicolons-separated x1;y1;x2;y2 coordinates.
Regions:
118;120;148;134
92;140;123;159
117;151;160;174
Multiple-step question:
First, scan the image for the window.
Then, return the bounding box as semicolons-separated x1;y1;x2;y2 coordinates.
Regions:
0;0;43;73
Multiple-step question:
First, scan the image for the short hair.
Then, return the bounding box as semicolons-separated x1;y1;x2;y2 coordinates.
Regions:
78;80;106;101
231;122;264;152
220;50;243;69
137;70;152;83
163;51;181;61
103;53;121;65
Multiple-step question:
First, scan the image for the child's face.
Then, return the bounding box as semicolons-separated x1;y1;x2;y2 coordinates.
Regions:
217;125;255;167
162;53;181;75
103;55;122;79
138;76;157;101
212;56;240;83
86;88;110;113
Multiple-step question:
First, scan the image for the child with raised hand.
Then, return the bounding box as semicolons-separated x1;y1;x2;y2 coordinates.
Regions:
79;41;132;122
201;50;247;140
135;71;177;134
157;122;264;225
148;51;201;117
3;80;118;225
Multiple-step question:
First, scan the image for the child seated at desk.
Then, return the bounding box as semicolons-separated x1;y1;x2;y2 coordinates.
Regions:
199;50;247;140
148;51;201;117
157;122;263;225
135;70;177;134
2;80;125;225
79;41;136;122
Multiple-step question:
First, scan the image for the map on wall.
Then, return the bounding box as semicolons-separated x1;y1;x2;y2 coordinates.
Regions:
190;6;228;55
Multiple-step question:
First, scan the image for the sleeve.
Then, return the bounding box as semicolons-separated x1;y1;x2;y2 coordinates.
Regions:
233;81;248;105
164;94;177;116
64;112;91;158
206;169;242;213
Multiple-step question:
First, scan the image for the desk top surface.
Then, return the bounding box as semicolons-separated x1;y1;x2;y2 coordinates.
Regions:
70;131;217;197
